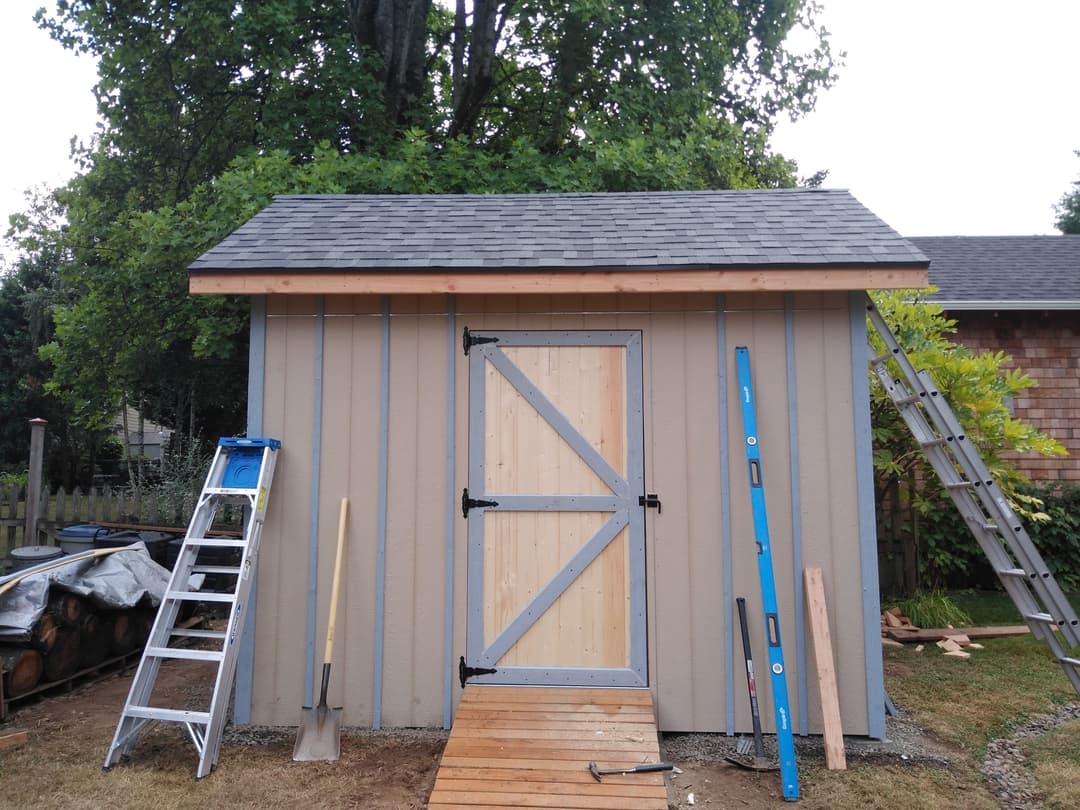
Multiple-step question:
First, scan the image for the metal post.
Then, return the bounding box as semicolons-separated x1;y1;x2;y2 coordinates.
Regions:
25;418;47;546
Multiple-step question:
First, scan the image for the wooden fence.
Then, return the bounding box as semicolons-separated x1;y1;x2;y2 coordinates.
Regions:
1;485;204;560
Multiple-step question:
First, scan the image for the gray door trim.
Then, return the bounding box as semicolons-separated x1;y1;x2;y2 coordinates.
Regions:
465;330;646;688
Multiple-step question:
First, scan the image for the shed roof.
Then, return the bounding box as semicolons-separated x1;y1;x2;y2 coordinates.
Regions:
189;190;928;296
912;235;1080;310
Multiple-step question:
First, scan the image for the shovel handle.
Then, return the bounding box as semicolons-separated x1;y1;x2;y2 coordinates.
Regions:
324;498;348;665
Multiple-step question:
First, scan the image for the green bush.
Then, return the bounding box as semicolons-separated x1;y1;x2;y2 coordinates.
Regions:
914;481;1080;591
888;590;973;628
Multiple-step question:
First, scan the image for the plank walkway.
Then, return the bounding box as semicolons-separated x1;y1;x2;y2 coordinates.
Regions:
429;685;668;809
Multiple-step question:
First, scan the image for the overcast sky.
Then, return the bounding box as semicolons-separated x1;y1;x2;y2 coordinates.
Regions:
1;0;1078;264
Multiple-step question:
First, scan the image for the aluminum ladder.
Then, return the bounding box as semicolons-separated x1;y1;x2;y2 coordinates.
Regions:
103;437;282;778
865;294;1080;695
734;347;800;801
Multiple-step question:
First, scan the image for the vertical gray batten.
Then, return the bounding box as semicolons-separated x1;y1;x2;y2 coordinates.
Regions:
442;299;457;729
784;294;808;736
235;296;267;725
717;295;735;736
850;291;886;739
372;296;391;728
303;296;326;705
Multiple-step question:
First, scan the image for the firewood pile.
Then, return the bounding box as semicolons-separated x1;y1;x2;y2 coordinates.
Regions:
1;589;157;702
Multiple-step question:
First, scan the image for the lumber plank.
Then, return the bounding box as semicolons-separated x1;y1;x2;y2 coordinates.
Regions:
886;625;1031;643
0;730;28;749
428;790;664;809
804;567;846;771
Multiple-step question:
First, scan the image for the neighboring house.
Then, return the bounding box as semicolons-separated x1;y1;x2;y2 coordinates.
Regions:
189;190;928;740
913;236;1080;483
114;406;172;463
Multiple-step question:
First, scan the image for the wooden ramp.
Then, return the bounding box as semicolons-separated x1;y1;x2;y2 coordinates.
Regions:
429;686;668;810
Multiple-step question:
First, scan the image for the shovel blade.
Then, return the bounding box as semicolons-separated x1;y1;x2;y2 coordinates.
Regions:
292;705;343;762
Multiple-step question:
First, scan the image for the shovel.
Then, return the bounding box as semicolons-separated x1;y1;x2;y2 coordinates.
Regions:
293;497;348;761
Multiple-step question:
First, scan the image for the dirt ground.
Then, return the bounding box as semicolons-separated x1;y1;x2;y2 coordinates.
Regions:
1;656;962;810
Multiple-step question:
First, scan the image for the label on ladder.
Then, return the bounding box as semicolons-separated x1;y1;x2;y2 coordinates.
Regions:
103;436;281;779
734;347;799;801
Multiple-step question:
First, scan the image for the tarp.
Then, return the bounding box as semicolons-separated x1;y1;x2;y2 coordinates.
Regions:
0;543;171;642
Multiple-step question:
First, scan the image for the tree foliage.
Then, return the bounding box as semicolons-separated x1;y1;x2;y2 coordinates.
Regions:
869;289;1065;593
10;0;838;473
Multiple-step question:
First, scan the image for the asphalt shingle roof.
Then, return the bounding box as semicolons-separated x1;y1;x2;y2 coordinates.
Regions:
912;235;1080;308
189;190;927;273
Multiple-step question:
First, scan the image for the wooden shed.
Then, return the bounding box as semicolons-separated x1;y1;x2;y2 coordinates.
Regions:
188;190;928;740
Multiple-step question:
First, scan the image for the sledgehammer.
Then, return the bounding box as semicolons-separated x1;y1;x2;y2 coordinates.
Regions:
588;761;674;781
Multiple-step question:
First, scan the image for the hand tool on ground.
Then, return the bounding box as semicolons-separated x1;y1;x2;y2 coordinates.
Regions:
293;497;349;762
588;761;674;782
725;596;779;772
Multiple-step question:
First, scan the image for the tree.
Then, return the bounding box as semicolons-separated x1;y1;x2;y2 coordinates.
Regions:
869;289;1065;594
25;0;838;461
1056;151;1080;234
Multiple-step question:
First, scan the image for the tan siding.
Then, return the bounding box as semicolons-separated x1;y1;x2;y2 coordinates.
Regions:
254;296;319;723
725;297;796;735
250;291;870;737
791;292;869;735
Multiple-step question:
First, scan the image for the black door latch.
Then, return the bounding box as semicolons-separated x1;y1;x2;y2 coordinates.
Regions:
639;493;662;513
462;488;499;518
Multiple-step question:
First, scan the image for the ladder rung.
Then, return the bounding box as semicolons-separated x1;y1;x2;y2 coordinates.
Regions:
167;590;236;603
183;538;247;548
920;438;947;448
124;706;212;724
1025;612;1057;625
1061;657;1080;667
192;565;241;575
144;645;224;662
894;393;921;406
945;480;974;490
998;568;1029;579
169;628;227;640
204;487;259;496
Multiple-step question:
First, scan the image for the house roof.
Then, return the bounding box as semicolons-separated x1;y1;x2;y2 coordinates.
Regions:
189;190;929;296
911;235;1080;310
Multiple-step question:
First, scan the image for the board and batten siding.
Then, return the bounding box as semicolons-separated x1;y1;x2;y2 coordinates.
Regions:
248;291;876;736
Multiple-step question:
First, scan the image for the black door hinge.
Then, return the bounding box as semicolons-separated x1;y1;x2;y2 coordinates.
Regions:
463;327;499;355
459;656;497;688
462;487;499;518
639;493;662;514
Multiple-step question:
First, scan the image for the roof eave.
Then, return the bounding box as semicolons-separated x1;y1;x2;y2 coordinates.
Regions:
933;299;1080;311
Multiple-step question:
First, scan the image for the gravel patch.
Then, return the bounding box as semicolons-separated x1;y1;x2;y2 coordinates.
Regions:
980;703;1080;810
662;708;954;768
223;724;449;747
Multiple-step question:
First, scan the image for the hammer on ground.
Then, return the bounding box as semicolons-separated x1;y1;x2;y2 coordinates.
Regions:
588;761;674;782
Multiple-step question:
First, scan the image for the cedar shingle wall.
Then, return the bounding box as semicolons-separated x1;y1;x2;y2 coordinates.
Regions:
951;310;1080;482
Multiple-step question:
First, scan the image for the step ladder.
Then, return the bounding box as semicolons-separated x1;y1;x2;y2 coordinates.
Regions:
734;347;800;801
865;294;1080;695
103;437;282;778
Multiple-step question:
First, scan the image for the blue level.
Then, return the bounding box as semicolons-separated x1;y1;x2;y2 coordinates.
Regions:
734;346;799;801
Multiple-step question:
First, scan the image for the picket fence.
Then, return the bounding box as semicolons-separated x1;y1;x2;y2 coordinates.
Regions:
1;484;211;560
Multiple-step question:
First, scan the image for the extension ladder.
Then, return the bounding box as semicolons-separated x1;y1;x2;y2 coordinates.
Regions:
865;294;1080;695
103;437;281;778
734;347;800;801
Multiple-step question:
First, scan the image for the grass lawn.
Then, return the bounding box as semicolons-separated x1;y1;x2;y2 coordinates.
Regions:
883;589;1080;806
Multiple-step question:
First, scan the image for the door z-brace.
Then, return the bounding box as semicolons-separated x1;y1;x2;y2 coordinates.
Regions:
734;347;800;801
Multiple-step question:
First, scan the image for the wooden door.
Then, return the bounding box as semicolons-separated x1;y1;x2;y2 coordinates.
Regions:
464;331;647;687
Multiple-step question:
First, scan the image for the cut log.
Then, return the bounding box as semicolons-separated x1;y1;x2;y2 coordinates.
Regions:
0;646;44;697
79;613;111;669
42;625;81;682
886;625;1031;643
31;610;59;653
106;611;137;655
48;592;86;627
